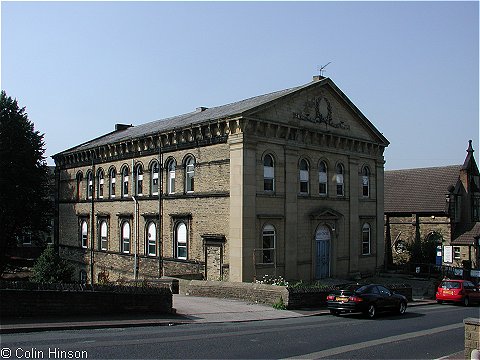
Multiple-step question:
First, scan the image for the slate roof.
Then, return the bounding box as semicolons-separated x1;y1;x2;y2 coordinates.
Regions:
384;165;462;214
54;77;389;158
452;222;480;245
57;84;306;156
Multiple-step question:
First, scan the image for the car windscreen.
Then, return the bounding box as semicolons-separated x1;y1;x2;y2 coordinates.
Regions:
440;281;461;289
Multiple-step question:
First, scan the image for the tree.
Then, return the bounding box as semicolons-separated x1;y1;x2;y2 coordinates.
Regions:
31;246;74;283
0;90;52;273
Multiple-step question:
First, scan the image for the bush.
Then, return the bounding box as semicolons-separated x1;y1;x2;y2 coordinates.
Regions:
31;246;74;284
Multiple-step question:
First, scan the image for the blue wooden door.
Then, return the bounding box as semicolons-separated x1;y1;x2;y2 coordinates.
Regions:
315;225;330;279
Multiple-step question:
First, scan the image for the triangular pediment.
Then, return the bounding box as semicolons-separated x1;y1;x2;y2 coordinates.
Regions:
244;78;389;146
310;208;344;220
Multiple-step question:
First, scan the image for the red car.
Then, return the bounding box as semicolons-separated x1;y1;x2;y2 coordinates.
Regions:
436;279;480;306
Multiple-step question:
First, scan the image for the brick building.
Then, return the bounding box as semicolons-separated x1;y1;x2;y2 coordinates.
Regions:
53;76;389;284
385;141;480;271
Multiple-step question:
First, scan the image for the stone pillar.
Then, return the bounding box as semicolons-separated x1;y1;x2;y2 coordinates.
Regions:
349;157;360;278
464;318;480;359
284;146;299;280
228;134;257;282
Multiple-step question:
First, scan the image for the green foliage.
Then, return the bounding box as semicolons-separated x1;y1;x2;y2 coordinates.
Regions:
406;237;437;264
31;246;74;284
273;297;287;310
0;90;52;272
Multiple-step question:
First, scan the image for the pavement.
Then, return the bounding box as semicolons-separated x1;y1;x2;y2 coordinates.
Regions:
0;294;437;334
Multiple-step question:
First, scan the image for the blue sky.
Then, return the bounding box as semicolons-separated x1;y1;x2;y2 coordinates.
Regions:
1;1;478;169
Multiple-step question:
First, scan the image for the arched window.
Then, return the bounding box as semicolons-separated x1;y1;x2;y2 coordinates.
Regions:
185;156;195;193
99;221;108;250
122;166;129;198
97;169;104;199
121;221;130;254
362;166;370;197
262;224;276;264
336;163;344;196
146;222;156;256
109;168;116;198
86;171;93;199
167;159;176;194
135;164;143;196
319;161;328;196
263;154;275;192
299;159;309;194
151;162;159;196
362;223;371;255
175;222;187;259
76;172;83;200
81;220;88;248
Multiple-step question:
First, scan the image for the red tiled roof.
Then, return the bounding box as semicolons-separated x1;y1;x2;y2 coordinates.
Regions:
384;165;462;214
452;222;480;245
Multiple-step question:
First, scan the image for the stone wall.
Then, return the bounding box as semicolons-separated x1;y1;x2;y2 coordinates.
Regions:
464;318;480;359
0;285;173;318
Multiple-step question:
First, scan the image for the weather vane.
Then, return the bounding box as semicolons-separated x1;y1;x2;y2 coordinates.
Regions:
318;62;332;76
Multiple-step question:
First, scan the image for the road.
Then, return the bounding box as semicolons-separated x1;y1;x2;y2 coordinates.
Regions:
1;304;477;359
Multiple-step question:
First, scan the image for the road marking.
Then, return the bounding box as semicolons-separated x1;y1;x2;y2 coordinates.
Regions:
285;323;464;359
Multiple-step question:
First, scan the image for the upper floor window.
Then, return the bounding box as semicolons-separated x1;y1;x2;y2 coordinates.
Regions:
122;166;129;198
175;222;187;259
81;220;88;248
299;159;309;194
109;168;116;198
362;166;370;197
146;222;157;256
473;196;480;222
362;223;371;255
121;221;130;254
97;169;104;199
263;154;275;192
185;156;195;193
76;172;83;200
319;161;328;196
86;171;93;199
151;162;159;196
135;164;143;196
336;163;344;196
167;159;176;194
262;224;276;264
99;220;108;250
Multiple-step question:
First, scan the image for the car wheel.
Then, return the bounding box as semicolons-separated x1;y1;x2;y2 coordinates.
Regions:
437;300;443;304
397;302;407;315
463;297;470;307
366;304;376;319
330;309;339;316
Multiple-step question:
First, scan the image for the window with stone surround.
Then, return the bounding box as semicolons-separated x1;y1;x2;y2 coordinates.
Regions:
299;159;309;194
97;169;104;199
121;221;131;254
336;163;345;196
262;224;276;264
319;161;328;196
135;164;143;196
99;220;108;251
121;166;129;198
175;222;188;259
76;172;83;200
263;154;275;192
167;159;176;194
146;221;157;256
109;168;116;198
80;220;88;248
151;161;159;196
362;223;371;255
86;171;93;200
185;156;195;193
362;166;370;197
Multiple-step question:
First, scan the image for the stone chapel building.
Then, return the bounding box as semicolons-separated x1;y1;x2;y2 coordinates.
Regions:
53;76;389;284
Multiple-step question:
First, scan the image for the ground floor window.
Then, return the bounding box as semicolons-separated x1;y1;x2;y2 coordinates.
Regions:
175;222;187;259
122;221;131;253
453;246;461;260
362;223;371;255
146;221;157;256
262;224;275;263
